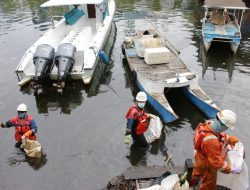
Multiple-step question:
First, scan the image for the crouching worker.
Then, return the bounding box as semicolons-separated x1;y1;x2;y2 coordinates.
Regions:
0;103;38;148
125;91;156;148
191;109;242;190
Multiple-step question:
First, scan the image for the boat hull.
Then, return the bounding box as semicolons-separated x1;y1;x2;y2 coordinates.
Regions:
230;42;239;54
202;37;211;52
181;87;220;119
135;77;178;123
202;37;239;53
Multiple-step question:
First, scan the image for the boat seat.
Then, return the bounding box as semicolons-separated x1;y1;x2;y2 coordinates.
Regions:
60;26;92;50
64;8;85;25
225;24;239;35
125;48;137;57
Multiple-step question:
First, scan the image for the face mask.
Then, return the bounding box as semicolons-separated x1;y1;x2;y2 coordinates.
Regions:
137;102;146;109
211;117;228;133
18;113;26;119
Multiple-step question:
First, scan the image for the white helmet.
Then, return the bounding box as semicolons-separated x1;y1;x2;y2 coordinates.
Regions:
136;91;147;102
217;109;236;130
17;103;28;112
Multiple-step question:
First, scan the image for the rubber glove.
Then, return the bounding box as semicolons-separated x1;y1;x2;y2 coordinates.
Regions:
147;113;156;119
125;128;131;135
231;166;242;174
124;134;132;144
24;130;33;139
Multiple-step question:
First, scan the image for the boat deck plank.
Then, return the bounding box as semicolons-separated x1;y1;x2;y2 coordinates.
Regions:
129;55;194;81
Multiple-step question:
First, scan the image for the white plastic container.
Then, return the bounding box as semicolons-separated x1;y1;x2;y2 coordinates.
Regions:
144;47;170;65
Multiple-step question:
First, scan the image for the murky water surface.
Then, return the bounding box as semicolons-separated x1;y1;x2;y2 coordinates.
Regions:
0;0;250;189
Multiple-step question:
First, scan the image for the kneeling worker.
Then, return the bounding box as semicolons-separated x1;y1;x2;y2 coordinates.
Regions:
125;91;156;147
1;103;38;148
192;109;243;190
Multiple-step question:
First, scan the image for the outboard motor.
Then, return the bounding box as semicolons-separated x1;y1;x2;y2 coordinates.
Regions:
54;43;76;92
55;43;76;81
33;44;55;84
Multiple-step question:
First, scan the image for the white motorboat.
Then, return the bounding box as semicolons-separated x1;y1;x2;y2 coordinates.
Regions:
15;0;115;91
201;0;249;53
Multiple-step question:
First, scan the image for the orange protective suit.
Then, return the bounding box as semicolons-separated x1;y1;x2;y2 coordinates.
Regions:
192;121;239;190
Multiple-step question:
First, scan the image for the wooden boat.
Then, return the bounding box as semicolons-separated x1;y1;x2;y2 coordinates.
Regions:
201;0;250;53
122;14;220;123
15;0;115;92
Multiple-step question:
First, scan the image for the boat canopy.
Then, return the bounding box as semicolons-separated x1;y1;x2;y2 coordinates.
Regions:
41;0;104;8
204;0;250;9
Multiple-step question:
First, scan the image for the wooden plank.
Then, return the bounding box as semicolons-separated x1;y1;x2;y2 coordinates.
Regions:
128;56;192;81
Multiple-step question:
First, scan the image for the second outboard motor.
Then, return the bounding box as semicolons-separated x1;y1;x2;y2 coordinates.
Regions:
33;44;55;82
55;43;76;81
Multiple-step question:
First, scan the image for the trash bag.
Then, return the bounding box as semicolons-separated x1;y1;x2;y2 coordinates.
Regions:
145;116;163;143
161;174;189;190
139;184;162;190
161;174;179;190
227;142;244;167
173;180;189;190
124;134;132;144
217;142;249;190
21;139;43;158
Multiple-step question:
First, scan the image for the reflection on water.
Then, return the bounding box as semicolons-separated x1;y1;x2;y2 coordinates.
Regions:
20;83;84;114
199;42;236;82
20;61;114;114
25;154;47;170
86;62;114;97
7;149;47;170
165;88;205;129
126;132;170;166
84;22;116;97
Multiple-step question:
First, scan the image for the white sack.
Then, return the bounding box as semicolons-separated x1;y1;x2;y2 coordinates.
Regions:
227;142;244;167
145;116;163;143
22;139;43;158
173;180;189;190
139;184;162;190
217;142;249;190
161;174;179;190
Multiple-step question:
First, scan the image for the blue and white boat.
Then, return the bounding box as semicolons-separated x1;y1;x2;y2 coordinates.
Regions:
15;0;115;92
122;14;220;123
201;0;249;53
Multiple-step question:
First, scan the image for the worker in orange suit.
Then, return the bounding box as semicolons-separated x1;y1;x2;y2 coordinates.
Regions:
191;109;242;190
0;103;38;148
